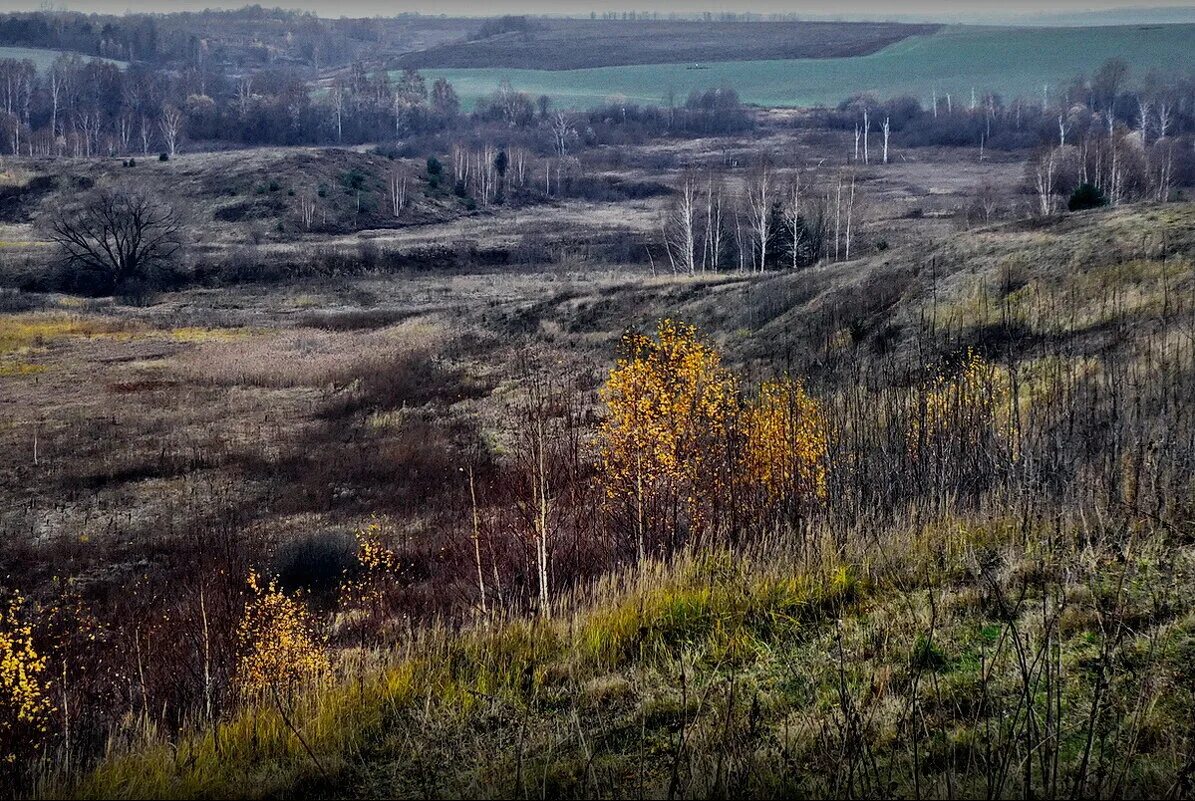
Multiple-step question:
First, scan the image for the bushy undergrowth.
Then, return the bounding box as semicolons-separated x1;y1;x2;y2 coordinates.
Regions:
48;509;1195;799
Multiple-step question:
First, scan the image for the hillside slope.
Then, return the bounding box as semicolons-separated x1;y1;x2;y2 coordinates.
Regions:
483;202;1195;373
420;24;1195;109
67;530;1195;799
36;203;1195;799
396;19;937;70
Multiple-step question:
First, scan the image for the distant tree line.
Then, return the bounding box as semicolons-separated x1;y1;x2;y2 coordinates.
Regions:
803;59;1195;155
0;11;160;62
0;46;752;158
0;53;460;154
1023;60;1195;209
584;88;752;139
0;7;401;70
799;59;1195;209
468;83;751;140
469;15;537;41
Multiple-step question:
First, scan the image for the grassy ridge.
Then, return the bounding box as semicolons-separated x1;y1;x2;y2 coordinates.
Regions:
396;19;935;71
58;515;1195;799
419;24;1195;110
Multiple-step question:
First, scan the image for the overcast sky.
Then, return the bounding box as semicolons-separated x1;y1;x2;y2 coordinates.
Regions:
5;1;1194;22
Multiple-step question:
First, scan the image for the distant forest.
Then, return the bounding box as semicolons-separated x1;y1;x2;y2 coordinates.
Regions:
0;7;468;70
0;7;1189;192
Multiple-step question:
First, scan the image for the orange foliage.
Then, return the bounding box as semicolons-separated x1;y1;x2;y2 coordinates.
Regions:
599;320;739;553
743;377;829;506
599;321;832;551
234;572;328;698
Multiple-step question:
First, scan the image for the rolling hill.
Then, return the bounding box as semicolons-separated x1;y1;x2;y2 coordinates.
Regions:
413;23;1195;110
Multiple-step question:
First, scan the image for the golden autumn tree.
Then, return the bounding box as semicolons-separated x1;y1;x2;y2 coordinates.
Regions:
743;377;829;516
0;594;52;768
599;320;739;558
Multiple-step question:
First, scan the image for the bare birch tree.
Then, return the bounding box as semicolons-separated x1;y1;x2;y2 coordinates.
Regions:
863;109;870;165
745;162;774;273
1034;147;1058;215
551;111;575;158
663;171;700;275
299;188;317;230
783;174;805;270
159;104;183;157
843;170;857;260
702;171;725;273
388;166;409;217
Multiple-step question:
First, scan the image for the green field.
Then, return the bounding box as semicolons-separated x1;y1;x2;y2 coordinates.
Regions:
0;46;125;71
420;24;1195;110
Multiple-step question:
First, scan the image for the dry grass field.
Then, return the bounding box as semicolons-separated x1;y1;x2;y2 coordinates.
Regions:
4;199;1190;611
0;117;1026;297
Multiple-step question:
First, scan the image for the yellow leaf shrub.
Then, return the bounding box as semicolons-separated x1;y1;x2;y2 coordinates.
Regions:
908;349;1011;459
599;321;832;549
0;594;51;765
743;377;829;505
338;521;400;627
235;573;328;698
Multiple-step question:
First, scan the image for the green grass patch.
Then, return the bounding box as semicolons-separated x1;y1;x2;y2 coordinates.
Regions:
421;25;1195;110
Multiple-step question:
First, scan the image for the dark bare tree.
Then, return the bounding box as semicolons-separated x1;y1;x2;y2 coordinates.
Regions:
47;187;183;292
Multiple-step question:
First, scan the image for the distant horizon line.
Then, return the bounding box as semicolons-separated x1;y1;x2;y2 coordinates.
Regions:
14;3;1195;27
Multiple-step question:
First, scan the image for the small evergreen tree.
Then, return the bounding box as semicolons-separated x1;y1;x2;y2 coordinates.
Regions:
426;156;443;189
1068;182;1107;212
